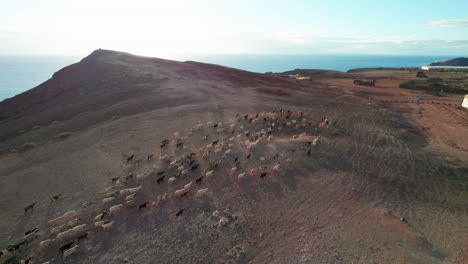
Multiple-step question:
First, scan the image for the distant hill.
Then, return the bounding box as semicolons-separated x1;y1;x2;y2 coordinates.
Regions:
430;57;468;66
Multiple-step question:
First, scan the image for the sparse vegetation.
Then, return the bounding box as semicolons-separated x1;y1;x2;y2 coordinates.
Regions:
51;121;60;125
32;125;41;129
112;116;120;120
54;132;72;139
21;142;36;150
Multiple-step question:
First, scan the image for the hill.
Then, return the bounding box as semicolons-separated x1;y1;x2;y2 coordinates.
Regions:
0;50;466;264
430;57;468;66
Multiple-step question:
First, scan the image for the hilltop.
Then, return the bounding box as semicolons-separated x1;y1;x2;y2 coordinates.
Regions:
0;50;466;264
430;57;468;66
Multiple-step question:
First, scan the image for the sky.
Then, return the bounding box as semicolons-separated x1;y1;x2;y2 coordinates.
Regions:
1;0;468;57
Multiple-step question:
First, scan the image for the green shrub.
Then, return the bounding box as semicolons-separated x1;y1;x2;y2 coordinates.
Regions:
32;125;41;129
54;132;72;139
51;121;60;125
21;142;36;150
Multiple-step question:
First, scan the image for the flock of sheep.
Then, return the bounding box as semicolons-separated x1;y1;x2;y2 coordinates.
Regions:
1;109;328;264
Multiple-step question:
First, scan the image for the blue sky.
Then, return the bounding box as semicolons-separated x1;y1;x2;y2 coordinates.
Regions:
1;0;467;56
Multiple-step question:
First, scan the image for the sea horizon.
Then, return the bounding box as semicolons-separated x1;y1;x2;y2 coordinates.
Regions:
0;53;464;101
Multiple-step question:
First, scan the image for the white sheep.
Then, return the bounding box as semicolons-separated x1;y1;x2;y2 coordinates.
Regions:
168;177;176;184
63;245;79;259
196;188;209;197
273;164;281;170
181;169;189;176
37;239;56;251
183;182;193;190
109;204;124;215
205;170;214;177
119;186;142;196
47;210;77;228
125;194;135;201
102;221;114;231
102;197;115;204
238;173;246;179
56;224;86;240
174;189;186;197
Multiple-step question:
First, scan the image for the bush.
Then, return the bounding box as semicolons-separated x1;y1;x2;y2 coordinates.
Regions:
54;132;72;139
32;125;41;129
51;121;60;125
21;142;36;150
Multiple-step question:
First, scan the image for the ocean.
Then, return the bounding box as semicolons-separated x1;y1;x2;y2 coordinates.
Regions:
0;54;456;101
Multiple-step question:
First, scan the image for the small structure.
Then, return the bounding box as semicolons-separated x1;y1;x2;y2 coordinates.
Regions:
416;71;427;78
462;95;468;109
353;79;375;86
421;66;468;72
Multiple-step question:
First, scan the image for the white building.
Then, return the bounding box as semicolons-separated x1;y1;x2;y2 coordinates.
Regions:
421;66;468;71
462;95;468;109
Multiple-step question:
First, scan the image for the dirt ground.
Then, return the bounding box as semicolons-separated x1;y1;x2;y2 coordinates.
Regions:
0;50;466;264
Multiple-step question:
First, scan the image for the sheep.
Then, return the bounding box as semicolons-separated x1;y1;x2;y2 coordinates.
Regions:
77;232;89;242
180;169;189;176
59;242;75;255
168;177;177;184
119;186;142;196
205;170;214;178
24;227;39;242
126;154;136;163
125;194;135;201
307;149;311;156
259;157;266;162
183;182;193;190
175;208;184;217
225;149;232;155
238;173;246;179
177;165;185;171
174;189;188;198
23;202;36;214
312;135;321;145
56;224;87;240
138;202;149;210
109;204;124;215
123;174;134;182
157;175;165;184
191;164;200;171
196;188;209;197
159;154;169;161
231;167;238;172
80;201;95;210
50;194;62;202
94;221;105;228
260;172;267;178
147;153;154;160
272;153;279;159
246;153;251;159
37;239;56;251
48;211;77;228
102;197;115;204
203;135;209;141
111;177;120;184
195;177;203;184
94;212;106;221
125;198;136;206
273;164;281;171
101;221;113;231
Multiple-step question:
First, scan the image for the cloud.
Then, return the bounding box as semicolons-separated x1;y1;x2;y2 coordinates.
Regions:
426;19;468;28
